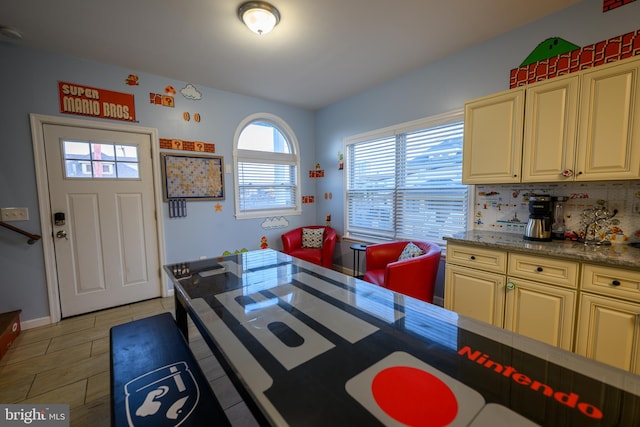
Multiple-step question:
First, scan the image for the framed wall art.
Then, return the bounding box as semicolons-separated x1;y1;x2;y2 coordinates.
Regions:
161;153;225;201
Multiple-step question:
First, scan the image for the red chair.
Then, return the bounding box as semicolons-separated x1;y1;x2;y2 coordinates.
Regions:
281;226;337;269
363;241;441;303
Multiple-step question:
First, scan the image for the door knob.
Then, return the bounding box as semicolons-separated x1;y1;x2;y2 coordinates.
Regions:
56;230;68;240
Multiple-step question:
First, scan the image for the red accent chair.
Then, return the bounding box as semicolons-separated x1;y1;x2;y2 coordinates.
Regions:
281;226;337;269
362;241;441;303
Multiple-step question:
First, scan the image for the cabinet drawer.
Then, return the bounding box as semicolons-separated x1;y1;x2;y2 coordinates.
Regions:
446;243;507;274
582;264;640;303
508;253;579;288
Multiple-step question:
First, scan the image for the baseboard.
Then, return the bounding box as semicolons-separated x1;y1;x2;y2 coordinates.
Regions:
21;316;52;330
432;296;444;307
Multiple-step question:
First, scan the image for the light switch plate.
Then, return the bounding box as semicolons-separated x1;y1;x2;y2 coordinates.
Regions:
1;207;29;221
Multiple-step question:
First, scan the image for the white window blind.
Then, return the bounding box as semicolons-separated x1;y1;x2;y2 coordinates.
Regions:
234;114;301;219
345;111;468;244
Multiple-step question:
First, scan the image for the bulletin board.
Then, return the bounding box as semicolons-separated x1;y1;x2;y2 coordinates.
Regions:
161;153;225;201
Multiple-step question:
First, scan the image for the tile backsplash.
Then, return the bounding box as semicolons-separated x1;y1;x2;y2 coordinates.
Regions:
473;181;640;243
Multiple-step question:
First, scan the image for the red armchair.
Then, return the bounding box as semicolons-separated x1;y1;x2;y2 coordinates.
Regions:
363;241;441;303
281;226;337;269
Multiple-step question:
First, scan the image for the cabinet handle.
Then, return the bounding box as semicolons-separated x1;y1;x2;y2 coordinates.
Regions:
470;255;476;260
506;282;516;290
612;280;621;286
536;266;543;272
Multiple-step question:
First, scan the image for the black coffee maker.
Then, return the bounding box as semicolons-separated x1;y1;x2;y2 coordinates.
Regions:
524;195;553;241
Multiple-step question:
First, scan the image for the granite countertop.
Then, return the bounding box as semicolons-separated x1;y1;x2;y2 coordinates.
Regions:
444;230;640;270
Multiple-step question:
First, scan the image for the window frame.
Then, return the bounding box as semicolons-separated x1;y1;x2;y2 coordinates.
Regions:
343;110;472;245
233;113;302;219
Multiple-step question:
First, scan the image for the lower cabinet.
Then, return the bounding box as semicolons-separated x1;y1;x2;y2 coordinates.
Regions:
503;278;576;351
575;293;640;374
445;244;640;373
575;264;640;374
445;244;577;351
445;264;505;327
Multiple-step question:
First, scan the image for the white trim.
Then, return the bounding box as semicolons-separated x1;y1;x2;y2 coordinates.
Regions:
29;114;167;324
232;112;302;220
20;316;52;330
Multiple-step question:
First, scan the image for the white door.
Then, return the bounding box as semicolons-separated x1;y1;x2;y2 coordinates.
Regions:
43;124;161;317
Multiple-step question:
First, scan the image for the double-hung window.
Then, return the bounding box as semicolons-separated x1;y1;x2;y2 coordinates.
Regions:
233;113;301;219
344;110;468;244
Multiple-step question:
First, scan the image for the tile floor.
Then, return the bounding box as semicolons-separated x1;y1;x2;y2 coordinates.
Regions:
0;297;259;426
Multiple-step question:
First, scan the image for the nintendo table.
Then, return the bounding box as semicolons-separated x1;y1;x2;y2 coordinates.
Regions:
165;249;640;426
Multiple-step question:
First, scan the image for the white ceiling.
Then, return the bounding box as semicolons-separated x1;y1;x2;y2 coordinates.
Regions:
0;0;582;110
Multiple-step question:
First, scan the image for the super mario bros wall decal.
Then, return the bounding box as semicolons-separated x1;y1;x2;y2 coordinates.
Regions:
180;84;202;100
125;74;139;86
603;0;637;12
159;138;215;153
261;217;289;229
182;112;202;122
150;92;174;107
510;28;640;88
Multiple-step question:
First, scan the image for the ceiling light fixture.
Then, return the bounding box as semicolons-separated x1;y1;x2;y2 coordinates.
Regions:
237;1;280;35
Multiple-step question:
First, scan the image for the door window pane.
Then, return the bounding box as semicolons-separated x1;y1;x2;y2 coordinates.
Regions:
63;140;139;179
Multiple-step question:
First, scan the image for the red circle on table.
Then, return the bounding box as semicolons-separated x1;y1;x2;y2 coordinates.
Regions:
371;366;458;427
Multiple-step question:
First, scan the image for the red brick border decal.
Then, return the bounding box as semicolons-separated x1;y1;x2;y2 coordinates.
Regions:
510;28;640;88
603;0;637;13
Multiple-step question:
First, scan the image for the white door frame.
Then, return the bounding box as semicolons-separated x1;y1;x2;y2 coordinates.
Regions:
30;114;168;323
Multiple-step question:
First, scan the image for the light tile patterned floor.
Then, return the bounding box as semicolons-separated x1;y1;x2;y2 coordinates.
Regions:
0;297;259;426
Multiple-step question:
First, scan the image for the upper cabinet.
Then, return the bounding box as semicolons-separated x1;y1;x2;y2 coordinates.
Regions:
521;75;579;182
463;57;640;184
576;60;640;181
462;89;524;184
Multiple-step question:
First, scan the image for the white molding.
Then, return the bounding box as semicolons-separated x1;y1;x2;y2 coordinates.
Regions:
29;114;168;323
21;316;52;330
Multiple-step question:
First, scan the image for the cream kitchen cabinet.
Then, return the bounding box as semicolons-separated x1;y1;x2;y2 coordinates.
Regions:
575;59;640;181
445;244;578;350
521;75;579;182
504;253;578;351
575;264;640;373
462;89;524;184
444;244;506;326
463;56;640;184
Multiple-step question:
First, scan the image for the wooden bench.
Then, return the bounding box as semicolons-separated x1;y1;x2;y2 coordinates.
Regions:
110;313;231;427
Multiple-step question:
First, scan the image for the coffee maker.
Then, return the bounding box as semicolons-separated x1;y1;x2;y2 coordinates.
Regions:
524;195;553;241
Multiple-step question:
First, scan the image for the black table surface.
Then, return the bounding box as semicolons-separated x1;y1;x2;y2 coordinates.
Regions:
164;249;640;427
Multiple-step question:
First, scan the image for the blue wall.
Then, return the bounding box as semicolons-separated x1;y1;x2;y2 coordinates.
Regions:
0;44;316;322
315;0;640;267
2;0;640;322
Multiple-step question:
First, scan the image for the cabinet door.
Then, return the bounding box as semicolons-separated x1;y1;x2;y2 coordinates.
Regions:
576;59;640;180
575;293;640;374
521;76;579;182
445;264;505;327
463;89;524;184
504;278;576;351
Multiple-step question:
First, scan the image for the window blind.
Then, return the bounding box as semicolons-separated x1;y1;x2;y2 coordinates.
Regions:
345;112;468;244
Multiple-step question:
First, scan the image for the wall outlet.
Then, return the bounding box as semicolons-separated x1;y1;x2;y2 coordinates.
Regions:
1;207;29;221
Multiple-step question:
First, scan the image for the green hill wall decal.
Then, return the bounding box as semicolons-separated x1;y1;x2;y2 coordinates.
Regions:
520;38;580;66
510;28;640;88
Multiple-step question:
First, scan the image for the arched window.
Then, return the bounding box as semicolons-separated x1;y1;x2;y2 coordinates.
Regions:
233;113;301;219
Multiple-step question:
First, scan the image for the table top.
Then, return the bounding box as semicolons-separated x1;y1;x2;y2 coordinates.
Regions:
349;243;369;251
165;249;640;426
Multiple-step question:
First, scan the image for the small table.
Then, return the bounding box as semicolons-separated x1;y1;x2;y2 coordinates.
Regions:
350;243;368;278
